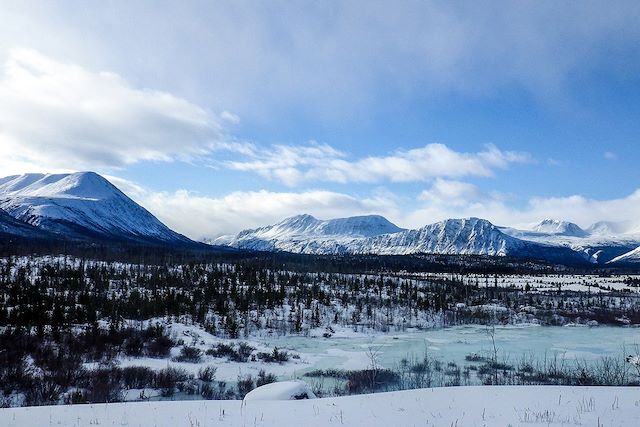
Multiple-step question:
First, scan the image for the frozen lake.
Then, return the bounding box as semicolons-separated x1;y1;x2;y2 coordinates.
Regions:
111;321;640;387
259;325;640;373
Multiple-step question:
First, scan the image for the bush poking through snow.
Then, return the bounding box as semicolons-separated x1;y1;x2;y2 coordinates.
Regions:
197;366;217;383
237;374;255;398
173;346;202;363
256;347;290;363
256;370;277;387
206;342;256;362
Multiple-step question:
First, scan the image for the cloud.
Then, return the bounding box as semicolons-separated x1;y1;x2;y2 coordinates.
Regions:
220;111;240;125
3;2;639;120
0;49;245;175
604;151;617;160
112;179;400;239
405;180;640;232
418;179;484;207
225;142;530;186
107;173;640;240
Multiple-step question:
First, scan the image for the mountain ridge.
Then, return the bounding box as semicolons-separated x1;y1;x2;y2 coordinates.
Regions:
217;214;640;263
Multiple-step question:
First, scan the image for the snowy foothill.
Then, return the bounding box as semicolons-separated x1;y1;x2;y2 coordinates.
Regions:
1;385;638;426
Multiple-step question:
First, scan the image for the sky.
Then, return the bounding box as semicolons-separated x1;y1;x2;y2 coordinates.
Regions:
1;1;640;240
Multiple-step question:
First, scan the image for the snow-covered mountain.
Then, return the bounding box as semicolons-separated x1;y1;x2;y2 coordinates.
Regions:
501;219;587;240
531;219;587;237
500;219;640;264
217;214;640;263
2;171;637;264
608;246;640;264
0;172;192;245
359;217;525;256
215;214;404;254
218;215;550;257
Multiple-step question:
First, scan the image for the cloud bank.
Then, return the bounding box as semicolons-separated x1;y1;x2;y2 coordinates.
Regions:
109;175;640;240
3;2;639;119
0;49;236;175
225;142;530;186
127;187;400;241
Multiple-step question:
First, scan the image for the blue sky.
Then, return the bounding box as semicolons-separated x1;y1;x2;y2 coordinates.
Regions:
1;1;640;239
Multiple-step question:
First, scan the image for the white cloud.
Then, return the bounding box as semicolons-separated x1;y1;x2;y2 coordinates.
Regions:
604;151;617;160
418;179;484;207
405;180;640;232
220;111;240;125
226;142;530;186
3;3;638;120
0;49;242;175
112;179;400;240
107;174;640;240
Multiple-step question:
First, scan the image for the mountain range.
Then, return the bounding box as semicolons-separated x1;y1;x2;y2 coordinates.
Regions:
216;214;640;264
1;171;640;264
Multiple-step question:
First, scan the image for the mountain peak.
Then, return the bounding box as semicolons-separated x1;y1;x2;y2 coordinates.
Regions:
532;219;586;237
0;171;121;201
586;220;632;236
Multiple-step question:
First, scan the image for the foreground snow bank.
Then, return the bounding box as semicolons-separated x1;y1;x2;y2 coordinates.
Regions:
1;386;638;427
244;380;316;401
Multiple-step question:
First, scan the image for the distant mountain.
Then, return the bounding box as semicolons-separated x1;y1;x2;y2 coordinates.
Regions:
499;218;640;264
216;215;584;261
0;172;193;245
2;172;637;265
608;246;640;264
215;214;404;254
531;219;587;237
360;217;525;256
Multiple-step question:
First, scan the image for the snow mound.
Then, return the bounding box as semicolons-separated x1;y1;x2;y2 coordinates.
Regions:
243;381;316;401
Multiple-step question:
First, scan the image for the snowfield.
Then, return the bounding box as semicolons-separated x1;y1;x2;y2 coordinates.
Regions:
1;385;638;426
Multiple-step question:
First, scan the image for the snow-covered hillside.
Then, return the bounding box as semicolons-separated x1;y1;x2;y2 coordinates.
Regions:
0;208;53;239
1;385;636;426
609;246;640;264
500;219;640;264
0;172;191;244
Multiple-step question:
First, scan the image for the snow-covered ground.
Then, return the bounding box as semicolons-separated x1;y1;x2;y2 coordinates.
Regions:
1;385;637;426
424;272;640;293
89;319;314;384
